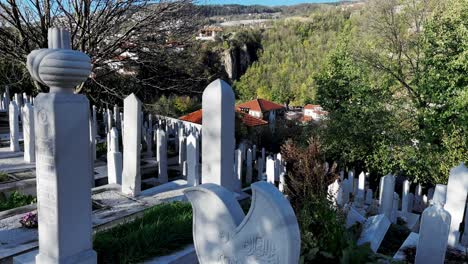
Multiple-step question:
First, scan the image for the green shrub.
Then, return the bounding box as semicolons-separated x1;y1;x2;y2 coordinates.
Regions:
0;191;36;211
0;171;10;183
93;201;193;264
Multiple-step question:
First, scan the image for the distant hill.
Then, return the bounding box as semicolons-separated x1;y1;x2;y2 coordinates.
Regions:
197;2;359;18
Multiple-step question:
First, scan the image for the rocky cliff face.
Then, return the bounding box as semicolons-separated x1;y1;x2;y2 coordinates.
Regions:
223;43;258;81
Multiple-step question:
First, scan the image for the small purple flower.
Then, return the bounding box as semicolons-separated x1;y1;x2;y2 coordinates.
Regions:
19;211;38;228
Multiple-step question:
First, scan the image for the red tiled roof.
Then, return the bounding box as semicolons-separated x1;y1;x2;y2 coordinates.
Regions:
236;98;285;113
179;109;203;124
179;109;267;127
237;111;268;127
304;104;321;110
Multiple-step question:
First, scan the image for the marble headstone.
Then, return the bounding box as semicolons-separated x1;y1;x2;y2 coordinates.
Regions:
184;181;300;263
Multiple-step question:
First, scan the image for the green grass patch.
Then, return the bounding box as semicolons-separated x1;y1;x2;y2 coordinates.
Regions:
93;201;193;264
0;191;36;211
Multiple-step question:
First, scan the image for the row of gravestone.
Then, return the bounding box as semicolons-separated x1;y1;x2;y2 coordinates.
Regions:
328;164;468;264
13;28;301;264
7;97;35;163
99;96;287;196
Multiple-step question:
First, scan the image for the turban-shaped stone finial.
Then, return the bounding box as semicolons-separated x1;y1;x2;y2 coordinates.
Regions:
26;28;92;93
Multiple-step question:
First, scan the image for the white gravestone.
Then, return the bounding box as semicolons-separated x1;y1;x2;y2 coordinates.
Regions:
179;136;186;167
235;149;242;183
415;203;451;264
432;184;447;205
157;129;168;183
246;148;253;184
279;172;285;193
92;105;97;160
9;101;20;152
346;206;366;228
348;171;354;196
266;156;275;184
22;103;35;162
445;163;468;247
121;94;142;197
357;214;391;252
108;127;123;185
201;80;238;192
402;180;410;215
327;179;342;206
187;133;200;186
26;28;96;263
380;174;395;220
357;172;366;205
184;181;301;264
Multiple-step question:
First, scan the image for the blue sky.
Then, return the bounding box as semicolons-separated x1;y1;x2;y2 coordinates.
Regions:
198;0;343;6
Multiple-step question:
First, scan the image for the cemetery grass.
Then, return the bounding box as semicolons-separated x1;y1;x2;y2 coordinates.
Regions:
0;191;36;211
93;201;193;264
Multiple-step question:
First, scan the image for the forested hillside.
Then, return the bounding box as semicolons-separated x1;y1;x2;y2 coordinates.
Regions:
234;6;349;105
234;0;467;184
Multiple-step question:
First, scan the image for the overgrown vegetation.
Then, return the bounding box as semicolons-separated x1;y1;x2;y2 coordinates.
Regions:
236;0;467;185
0;191;36;212
93;202;193;264
0;171;10;183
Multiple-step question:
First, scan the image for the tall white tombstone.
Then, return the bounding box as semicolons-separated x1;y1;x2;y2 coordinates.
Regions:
402;180;410;215
22;103;35;162
415;203;451;264
113;104;120;130
266;156;275;184
357;172;366;205
348;171;354;196
246;148;253;184
108;127;123;185
4;87;10;113
201;79;238;192
445;163;468;247
157;129;168;183
106;108;113;134
279;172;286;193
380;174;395;220
9;101;20;152
26;28;96;263
235;149;242;183
121;94;142;197
187;133;199;186
432;184;447;205
328;179;342;206
91;105;97;160
379;176;384;205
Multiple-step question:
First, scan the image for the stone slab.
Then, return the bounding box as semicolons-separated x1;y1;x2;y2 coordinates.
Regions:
357;214;391;252
393;232;419;261
143;245;197;264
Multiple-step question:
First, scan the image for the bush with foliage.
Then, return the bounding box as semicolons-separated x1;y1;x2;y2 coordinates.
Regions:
0;191;37;212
